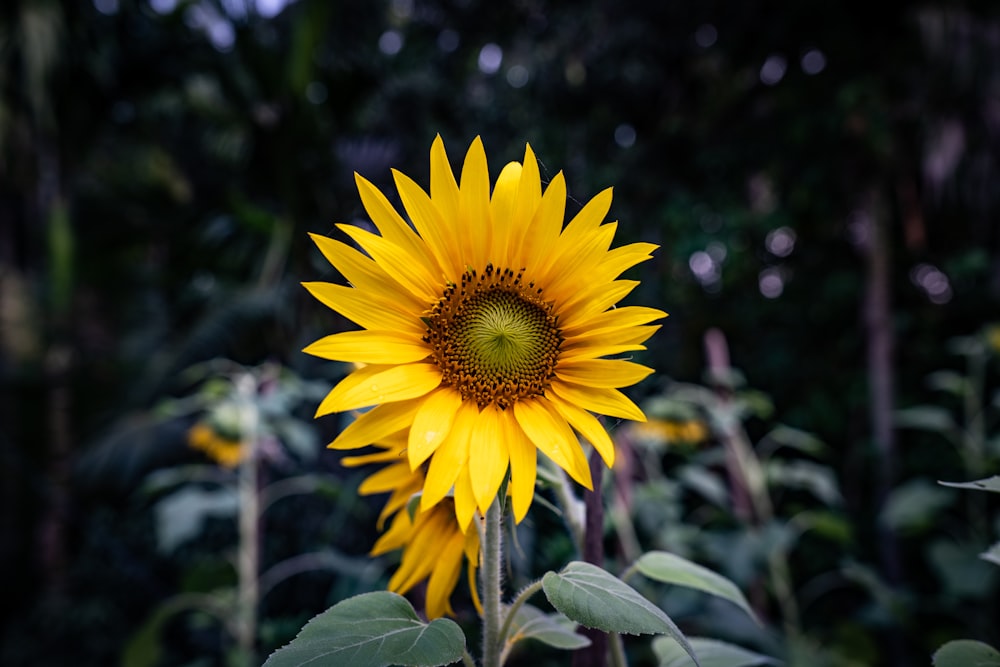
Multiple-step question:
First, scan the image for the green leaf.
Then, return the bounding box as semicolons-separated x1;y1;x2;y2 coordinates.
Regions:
153;486;238;553
764;460;842;506
262;591;466;667
932;639;1000;667
894;406;958;435
653;636;779;667
939;476;1000;494
542;561;699;666
928;540;998;598
504;604;591;652
925;370;969;396
880;479;953;533
635;551;758;624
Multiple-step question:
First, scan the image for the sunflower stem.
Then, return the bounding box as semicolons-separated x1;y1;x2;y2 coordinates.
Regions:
481;497;504;667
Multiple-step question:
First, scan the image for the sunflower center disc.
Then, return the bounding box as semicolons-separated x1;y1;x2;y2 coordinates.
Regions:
424;264;562;409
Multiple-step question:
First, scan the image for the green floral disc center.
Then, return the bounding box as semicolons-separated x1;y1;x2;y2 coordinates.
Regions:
424;264;562;408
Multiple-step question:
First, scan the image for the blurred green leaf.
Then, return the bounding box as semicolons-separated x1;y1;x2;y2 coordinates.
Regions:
504;604;590;652
765;460;842;506
894;406;958;436
634;551;758;624
880;479;954;533
928;540;999;598
153;486;239;553
758;425;826;458
932;639;1000;667
653;636;779;667
262;592;466;667
677;465;730;508
925;370;969;397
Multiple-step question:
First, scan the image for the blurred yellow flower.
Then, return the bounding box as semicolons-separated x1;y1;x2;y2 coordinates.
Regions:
986;324;1000;355
187;422;244;468
305;136;665;524
628;418;709;447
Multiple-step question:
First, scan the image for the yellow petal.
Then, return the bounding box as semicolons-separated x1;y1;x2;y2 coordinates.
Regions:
336;224;440;303
408;387;464;469
394;169;461;281
565;187;613;236
513;399;592;490
598;242;658;279
561;306;668;339
549;381;646;423
421;401;477;510
316;363;441;415
503;412;537;523
453;464;478;530
562;328;661;356
358;462;415;494
559;279;640;329
328;399;422;450
507;144;542;261
340;449;399;467
425;530;466;618
469;405;510;514
302;282;422;335
355;173;438;281
559;344;647;362
459;136;492;269
303;330;428;364
388;509;450;593
308;233;425;311
537;223;617;299
555;358;655;388
546;392;615;467
371;510;413;556
489;161;522;266
522;171;566;275
430;135;460;238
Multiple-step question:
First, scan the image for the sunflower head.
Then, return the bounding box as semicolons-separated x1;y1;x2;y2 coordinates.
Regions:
305;135;666;525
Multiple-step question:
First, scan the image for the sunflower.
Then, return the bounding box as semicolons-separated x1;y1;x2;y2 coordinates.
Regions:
304;136;665;525
342;430;479;618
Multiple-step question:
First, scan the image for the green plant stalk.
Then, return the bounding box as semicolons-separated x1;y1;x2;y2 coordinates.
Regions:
481;497;504;667
235;374;260;667
609;633;627;667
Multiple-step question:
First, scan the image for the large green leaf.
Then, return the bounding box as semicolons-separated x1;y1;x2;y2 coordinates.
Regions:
635;551;758;624
654;637;779;667
939;476;1000;494
263;591;465;667
932;639;1000;667
504;603;590;651
542;561;699;665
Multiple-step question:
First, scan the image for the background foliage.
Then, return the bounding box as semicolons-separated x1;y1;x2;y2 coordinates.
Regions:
1;0;999;665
